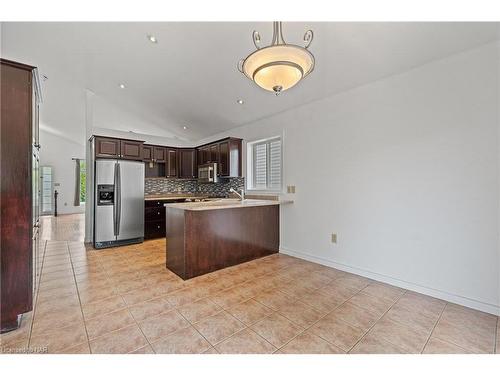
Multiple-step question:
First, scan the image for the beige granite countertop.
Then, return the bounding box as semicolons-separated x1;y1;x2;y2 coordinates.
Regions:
164;198;293;211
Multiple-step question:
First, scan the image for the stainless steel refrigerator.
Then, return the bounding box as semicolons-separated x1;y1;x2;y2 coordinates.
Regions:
94;159;144;249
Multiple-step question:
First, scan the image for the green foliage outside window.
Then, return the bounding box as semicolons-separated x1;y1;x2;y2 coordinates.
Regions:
80;161;86;203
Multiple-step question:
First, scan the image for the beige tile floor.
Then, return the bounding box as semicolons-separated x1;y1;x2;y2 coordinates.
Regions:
1;214;499;354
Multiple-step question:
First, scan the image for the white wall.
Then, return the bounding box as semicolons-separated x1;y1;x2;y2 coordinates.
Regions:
200;42;500;314
39;130;86;215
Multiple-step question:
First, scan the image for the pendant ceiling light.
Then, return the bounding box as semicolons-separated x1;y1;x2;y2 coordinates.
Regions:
238;22;315;96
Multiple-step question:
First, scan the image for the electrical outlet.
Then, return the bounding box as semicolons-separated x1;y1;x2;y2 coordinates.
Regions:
287;185;296;194
331;233;337;244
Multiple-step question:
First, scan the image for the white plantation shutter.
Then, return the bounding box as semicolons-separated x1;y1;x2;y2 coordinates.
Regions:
253;142;268;189
251;137;282;191
268;139;281;190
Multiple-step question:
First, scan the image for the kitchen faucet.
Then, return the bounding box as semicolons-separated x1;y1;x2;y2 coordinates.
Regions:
229;188;245;201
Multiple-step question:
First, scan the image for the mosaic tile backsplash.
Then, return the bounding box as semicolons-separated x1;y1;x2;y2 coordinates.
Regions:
145;177;245;197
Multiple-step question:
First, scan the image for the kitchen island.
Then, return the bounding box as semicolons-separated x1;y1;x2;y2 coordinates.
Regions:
165;199;291;279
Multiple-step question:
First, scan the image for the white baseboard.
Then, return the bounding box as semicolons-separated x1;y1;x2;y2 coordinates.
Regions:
279;246;500;316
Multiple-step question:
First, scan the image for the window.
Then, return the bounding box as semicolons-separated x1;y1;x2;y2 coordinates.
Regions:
247;137;282;191
41;166;53;215
79;160;86;203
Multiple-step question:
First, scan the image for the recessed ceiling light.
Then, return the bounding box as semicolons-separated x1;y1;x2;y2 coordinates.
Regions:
183;126;188;130
119;84;126;89
147;35;158;44
237;99;244;105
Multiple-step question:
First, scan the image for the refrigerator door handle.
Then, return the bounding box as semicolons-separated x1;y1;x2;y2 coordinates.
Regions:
116;162;121;236
113;162;118;236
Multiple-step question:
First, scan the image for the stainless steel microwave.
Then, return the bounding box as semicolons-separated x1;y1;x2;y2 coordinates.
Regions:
198;163;219;183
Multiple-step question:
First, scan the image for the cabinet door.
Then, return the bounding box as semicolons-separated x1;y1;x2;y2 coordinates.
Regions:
197;148;204;166
178;149;197;178
120;140;143;160
144;220;166;239
95;137;120;158
166;148;178;177
32;147;40;297
219;141;229;176
154;147;166;163
201;147;210;164
142;145;153;161
209;144;219;163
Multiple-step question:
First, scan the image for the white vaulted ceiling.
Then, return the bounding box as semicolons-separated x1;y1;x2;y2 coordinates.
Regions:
1;22;499;143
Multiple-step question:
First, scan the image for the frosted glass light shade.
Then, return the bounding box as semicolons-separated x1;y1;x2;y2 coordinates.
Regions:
242;44;314;93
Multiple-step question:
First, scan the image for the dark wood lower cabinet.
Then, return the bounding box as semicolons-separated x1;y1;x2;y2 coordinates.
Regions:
1;59;41;333
145;218;166;239
144;199;186;239
145;200;166;240
165;205;279;279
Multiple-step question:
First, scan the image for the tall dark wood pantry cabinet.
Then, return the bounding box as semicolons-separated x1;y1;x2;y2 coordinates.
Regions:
1;59;42;333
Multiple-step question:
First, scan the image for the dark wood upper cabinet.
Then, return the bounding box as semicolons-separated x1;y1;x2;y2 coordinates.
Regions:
201;146;210;164
93;136;241;178
142;145;153;161
94;137;143;161
209;143;219;163
153;147;166;163
194;138;242;177
197;148;204;166
218;141;229;176
178;149;197;179
1;58;41;332
166;148;178;178
217;138;242;177
120;140;143;160
95;137;120;158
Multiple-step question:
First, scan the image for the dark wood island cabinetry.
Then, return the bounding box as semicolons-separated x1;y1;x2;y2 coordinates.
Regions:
165;202;280;279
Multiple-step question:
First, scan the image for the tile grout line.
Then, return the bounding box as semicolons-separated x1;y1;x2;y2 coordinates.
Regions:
420;301;448;353
28;240;498;355
422;303;495;354
210;271;346;353
27;239;47;349
125;301;157;353
86;248;146;353
344;287;407;353
274;270;377;346
168;266;297;353
275;276;378;353
214;276;324;353
260;281;336;354
220;300;282;353
178;310;221;354
273;279;362;353
179;285;273;351
67;241;93;353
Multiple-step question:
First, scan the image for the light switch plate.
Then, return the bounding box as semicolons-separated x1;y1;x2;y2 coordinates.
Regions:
287;185;296;194
331;233;337;244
